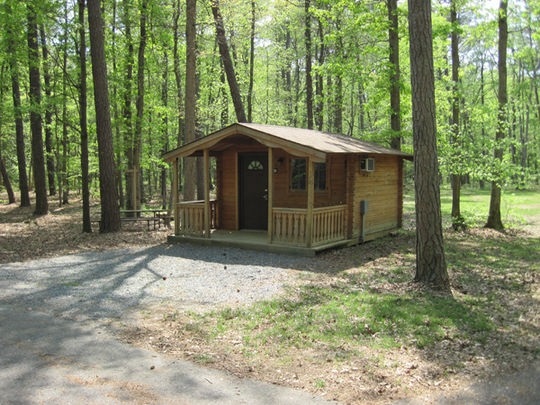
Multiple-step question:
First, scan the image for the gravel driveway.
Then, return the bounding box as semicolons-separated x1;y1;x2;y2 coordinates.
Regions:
0;243;307;322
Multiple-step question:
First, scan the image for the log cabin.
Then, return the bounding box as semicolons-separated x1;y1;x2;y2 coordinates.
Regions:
163;123;412;255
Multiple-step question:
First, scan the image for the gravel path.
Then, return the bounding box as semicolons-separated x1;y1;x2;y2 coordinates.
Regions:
0;243;307;323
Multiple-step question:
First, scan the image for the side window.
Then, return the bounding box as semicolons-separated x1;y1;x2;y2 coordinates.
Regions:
314;162;326;191
290;158;306;190
290;159;326;191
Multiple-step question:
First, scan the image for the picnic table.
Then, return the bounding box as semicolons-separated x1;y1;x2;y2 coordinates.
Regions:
120;209;170;230
92;209;172;230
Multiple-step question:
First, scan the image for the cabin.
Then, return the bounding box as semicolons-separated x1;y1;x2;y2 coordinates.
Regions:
163;123;412;255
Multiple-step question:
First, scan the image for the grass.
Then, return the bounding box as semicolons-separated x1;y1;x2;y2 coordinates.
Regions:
437;186;539;228
175;188;539;359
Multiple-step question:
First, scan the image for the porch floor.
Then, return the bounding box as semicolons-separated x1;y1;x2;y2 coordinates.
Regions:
168;229;354;256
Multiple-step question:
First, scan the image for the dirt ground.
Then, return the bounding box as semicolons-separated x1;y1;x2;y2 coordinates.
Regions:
1;195;539;404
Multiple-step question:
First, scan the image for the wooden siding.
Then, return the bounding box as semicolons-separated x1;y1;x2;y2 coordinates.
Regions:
352;155;401;239
219;149;238;230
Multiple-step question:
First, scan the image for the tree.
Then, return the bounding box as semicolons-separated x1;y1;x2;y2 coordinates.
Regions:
387;0;401;150
211;0;247;123
78;0;91;233
304;0;314;129
27;1;48;216
408;0;450;291
39;24;56;197
6;2;30;207
485;0;508;230
183;0;198;201
88;0;121;232
450;0;463;229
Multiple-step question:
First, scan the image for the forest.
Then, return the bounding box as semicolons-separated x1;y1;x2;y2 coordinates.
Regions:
0;0;538;229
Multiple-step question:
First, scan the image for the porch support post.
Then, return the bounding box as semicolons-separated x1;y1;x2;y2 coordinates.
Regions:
172;157;180;235
306;156;314;248
203;149;210;238
267;148;273;243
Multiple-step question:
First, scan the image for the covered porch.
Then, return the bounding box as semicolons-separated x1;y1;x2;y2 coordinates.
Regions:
172;200;352;255
163;123;356;254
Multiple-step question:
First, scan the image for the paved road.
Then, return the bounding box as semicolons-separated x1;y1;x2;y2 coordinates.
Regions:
0;303;334;405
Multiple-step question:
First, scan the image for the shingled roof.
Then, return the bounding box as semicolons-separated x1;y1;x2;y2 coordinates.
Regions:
163;122;412;162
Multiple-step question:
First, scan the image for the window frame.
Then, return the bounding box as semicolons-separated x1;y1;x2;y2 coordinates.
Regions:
289;158;327;192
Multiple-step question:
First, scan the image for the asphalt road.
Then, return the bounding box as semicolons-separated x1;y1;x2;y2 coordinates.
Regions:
0;303;335;405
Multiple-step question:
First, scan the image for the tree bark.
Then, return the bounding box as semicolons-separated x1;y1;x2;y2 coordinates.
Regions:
211;0;247;123
485;0;507;231
122;0;135;212
132;0;148;212
0;152;16;204
450;0;462;227
39;24;56;197
27;2;49;216
407;0;450;291
184;0;198;201
304;0;313;129
387;0;401;150
88;0;121;233
78;0;91;233
6;7;31;207
247;0;255;123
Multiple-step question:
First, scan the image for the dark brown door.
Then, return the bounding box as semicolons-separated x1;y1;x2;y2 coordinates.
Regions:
239;153;268;230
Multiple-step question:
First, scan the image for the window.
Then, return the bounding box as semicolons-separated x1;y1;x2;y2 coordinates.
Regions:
290;158;326;191
290;159;306;190
314;162;326;191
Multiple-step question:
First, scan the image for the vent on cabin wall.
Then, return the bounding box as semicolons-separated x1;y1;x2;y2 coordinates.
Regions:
360;157;375;172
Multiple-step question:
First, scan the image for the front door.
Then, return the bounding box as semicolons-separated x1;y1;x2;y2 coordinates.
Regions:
239;153;268;230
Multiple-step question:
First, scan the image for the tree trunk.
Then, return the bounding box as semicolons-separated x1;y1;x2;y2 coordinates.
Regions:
304;0;313;129
27;2;48;216
387;0;401;150
132;0;148;212
161;52;169;209
122;0;135;212
485;0;507;231
450;0;462;227
315;19;324;131
407;0;450;292
0;152;16;204
88;0;121;233
78;0;91;233
7;18;31;207
39;24;56;197
184;0;198;201
211;0;247;123
247;0;255;123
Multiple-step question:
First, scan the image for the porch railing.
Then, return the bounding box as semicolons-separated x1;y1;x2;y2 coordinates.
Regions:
272;204;347;246
175;200;217;236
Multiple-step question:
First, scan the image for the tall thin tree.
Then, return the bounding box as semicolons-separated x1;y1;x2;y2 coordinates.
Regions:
211;0;247;123
27;1;48;216
450;0;463;228
88;0;121;232
387;0;401;150
304;0;314;129
485;0;508;230
184;0;198;201
408;0;450;291
6;2;30;207
78;0;91;233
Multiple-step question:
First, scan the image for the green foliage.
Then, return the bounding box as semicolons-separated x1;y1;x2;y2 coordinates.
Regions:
0;0;537;201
